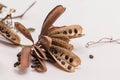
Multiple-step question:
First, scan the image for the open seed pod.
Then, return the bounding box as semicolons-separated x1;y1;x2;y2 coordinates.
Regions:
0;22;20;45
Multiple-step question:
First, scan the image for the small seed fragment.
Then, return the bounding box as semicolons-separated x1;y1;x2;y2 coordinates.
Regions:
89;54;94;59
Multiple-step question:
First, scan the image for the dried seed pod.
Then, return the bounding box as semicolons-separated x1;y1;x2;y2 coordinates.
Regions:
49;45;81;67
35;59;47;72
40;5;66;35
31;49;47;72
48;49;75;72
18;47;31;68
0;22;20;44
49;34;70;43
38;36;52;49
33;45;48;60
52;38;73;50
14;22;34;42
48;25;83;39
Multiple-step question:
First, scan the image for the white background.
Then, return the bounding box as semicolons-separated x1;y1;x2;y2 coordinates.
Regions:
0;0;120;80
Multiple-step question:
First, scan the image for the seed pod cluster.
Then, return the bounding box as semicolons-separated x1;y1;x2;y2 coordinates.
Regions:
14;5;83;72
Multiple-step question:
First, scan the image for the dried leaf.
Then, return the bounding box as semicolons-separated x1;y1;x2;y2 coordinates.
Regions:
0;22;20;45
14;22;34;42
27;27;35;32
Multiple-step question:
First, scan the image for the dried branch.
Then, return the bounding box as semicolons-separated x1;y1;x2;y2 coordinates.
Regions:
12;1;36;19
85;37;120;48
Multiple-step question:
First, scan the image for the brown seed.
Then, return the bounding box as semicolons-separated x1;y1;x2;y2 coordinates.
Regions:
89;54;94;59
69;29;72;34
67;65;72;70
63;31;67;34
65;55;69;60
57;58;61;61
61;61;65;65
74;29;78;33
69;58;73;63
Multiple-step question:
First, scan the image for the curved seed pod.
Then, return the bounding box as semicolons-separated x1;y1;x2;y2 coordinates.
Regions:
39;36;52;49
31;49;47;72
33;45;48;60
49;45;81;67
14;22;34;42
46;26;60;35
48;50;75;72
0;22;20;44
35;59;47;72
49;34;70;43
52;38;73;51
40;5;66;35
48;25;83;39
18;47;31;68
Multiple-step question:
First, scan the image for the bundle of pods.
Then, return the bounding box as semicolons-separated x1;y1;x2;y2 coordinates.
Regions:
0;4;83;72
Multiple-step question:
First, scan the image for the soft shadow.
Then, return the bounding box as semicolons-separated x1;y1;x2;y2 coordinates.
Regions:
14;68;28;75
0;39;18;48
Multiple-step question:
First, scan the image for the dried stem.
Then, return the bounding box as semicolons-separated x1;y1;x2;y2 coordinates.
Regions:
0;1;36;20
12;1;36;19
85;37;120;48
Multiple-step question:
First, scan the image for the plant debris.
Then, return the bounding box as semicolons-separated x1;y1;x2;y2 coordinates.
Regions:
0;2;83;73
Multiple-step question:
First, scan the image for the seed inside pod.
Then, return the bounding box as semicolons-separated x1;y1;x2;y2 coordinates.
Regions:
69;58;73;63
67;65;72;70
65;55;69;60
61;61;65;65
74;28;78;33
69;29;72;34
63;31;67;35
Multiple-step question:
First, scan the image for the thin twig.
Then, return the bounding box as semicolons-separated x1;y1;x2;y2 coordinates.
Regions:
0;1;36;20
12;1;36;19
85;37;120;48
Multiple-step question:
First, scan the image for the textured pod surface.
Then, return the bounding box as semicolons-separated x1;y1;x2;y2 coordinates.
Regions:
48;25;83;38
40;5;65;35
33;45;48;60
49;34;70;43
31;49;47;72
48;49;76;72
38;36;52;49
35;59;47;72
51;38;73;50
14;22;34;42
19;47;31;68
0;22;20;44
49;45;81;67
